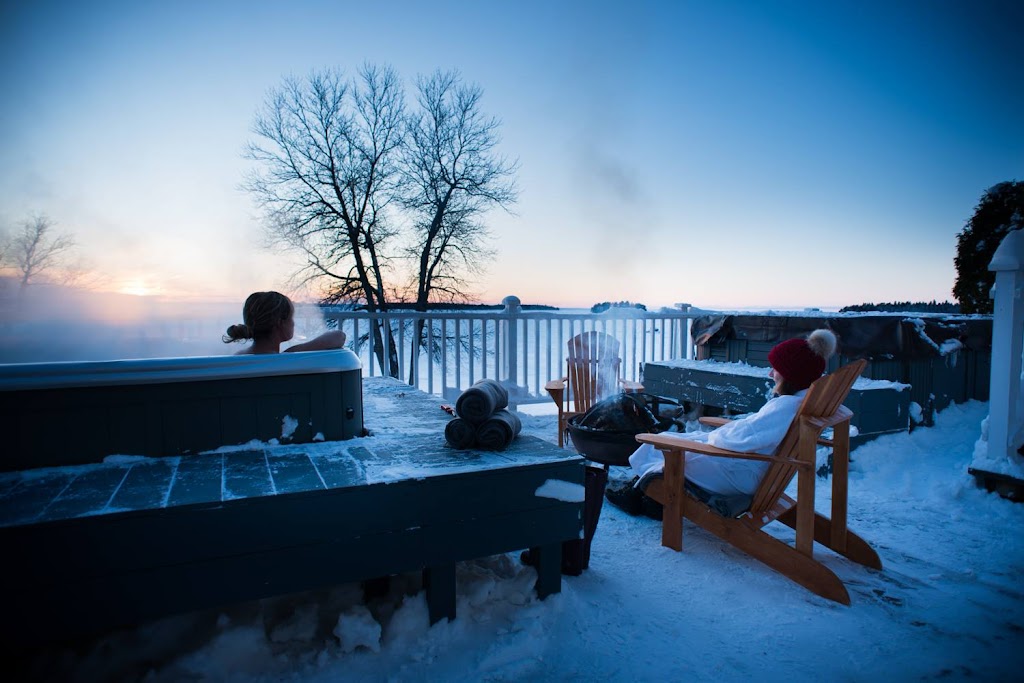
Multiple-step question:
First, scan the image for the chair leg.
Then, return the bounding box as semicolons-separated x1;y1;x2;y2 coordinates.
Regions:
661;448;685;551
685;501;851;605
829;419;851;550
795;422;818;556
645;479;853;605
642;450;684;551
776;508;882;570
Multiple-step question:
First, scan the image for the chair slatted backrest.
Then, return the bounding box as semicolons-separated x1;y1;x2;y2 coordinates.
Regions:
748;359;867;514
566;331;622;414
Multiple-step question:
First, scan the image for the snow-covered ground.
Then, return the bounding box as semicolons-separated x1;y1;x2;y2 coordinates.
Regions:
15;398;1022;682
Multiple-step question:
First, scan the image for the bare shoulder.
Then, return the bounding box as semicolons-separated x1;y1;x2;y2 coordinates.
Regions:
285;330;347;353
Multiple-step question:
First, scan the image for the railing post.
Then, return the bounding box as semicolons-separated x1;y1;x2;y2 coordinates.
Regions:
502;295;522;402
676;303;692;359
977;230;1024;472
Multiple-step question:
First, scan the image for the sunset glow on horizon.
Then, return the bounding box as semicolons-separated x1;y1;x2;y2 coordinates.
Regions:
115;279;163;298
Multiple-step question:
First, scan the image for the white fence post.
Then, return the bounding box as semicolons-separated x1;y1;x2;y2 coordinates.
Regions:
983;229;1024;471
502;295;523;401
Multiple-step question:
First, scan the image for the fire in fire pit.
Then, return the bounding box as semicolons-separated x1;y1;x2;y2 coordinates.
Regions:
566;393;682;467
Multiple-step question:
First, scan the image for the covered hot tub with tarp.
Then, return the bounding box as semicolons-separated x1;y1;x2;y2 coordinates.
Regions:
642;312;992;445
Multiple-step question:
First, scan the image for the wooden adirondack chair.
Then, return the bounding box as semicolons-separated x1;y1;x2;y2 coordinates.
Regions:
636;359;881;605
545;331;643;447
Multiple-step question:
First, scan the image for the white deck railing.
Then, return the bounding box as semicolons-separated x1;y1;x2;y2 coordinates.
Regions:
320;296;699;403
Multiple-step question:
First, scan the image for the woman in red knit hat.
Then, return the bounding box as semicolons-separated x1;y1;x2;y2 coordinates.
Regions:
608;328;837;517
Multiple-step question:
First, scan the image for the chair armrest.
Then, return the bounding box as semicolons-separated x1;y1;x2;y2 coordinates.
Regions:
619;379;643;392
698;416;730;428
545;378;567;406
634;433;812;469
803;407;853;446
802;406;853;430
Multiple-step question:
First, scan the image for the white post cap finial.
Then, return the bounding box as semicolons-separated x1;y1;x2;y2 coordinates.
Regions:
989;229;1024;271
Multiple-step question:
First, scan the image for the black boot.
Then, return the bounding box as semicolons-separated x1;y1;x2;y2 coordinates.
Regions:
639;494;664;520
605;476;644;516
637;472;664;520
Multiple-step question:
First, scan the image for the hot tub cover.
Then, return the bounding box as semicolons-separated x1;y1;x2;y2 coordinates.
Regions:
691;313;992;360
0;349;362;391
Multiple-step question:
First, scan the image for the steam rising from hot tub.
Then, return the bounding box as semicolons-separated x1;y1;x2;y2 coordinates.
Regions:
0;283;334;364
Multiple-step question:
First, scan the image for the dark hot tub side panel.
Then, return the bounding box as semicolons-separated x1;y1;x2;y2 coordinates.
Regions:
0;365;364;472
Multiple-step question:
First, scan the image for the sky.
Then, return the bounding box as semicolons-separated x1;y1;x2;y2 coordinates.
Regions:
10;394;1023;681
1;0;1022;310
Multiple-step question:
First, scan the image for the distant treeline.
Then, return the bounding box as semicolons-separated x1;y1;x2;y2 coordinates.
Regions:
591;301;648;313
839;300;960;313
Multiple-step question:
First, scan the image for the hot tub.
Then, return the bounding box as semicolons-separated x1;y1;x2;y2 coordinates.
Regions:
0;349;363;471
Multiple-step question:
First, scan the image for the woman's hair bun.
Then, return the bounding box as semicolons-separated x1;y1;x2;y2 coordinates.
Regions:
223;323;252;343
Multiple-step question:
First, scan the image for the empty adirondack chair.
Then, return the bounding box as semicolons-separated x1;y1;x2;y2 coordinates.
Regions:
635;358;881;605
545;331;643;447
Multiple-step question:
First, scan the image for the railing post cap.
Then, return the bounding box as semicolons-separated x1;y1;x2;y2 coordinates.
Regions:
989;229;1024;272
502;295;522;311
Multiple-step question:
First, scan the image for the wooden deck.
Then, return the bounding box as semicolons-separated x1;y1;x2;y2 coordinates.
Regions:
0;377;584;649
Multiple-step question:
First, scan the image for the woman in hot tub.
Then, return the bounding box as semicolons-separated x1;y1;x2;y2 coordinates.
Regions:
223;291;347;354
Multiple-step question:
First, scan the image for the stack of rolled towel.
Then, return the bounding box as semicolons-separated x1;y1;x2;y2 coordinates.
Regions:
444;378;522;450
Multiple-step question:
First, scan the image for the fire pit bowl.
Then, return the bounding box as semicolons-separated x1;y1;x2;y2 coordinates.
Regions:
564;392;682;467
565;417;642;467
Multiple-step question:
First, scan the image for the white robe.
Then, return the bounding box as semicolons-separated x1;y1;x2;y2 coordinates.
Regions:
628;391;806;496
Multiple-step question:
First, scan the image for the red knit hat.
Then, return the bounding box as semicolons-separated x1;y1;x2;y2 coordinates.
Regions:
767;329;838;392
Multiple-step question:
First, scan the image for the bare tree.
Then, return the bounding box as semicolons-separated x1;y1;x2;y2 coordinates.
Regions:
7;215;75;290
245;65;519;378
398;70;518;381
245;65;406;374
401;70;518;308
